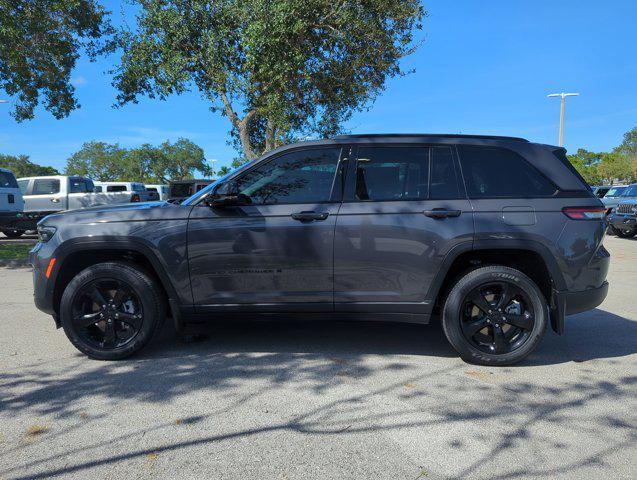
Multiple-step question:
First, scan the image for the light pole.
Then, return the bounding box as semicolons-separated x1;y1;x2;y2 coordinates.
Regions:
547;93;579;146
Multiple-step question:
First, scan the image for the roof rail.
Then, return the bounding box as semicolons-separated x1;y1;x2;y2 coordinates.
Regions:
332;133;529;142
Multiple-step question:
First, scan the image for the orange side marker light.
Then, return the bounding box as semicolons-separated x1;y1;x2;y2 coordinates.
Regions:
45;258;56;279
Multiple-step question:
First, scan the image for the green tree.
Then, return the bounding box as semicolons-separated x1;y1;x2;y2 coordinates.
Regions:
0;154;59;177
65;139;211;182
0;0;113;121
65;141;128;180
617;127;637;157
112;0;425;160
566;149;602;185
597;152;633;184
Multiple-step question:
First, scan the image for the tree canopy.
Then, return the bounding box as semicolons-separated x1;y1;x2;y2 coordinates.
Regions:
0;154;60;177
65;138;211;182
567;127;637;185
113;0;425;160
0;0;113;121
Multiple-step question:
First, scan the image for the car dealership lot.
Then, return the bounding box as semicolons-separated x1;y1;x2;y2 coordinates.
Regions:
0;237;635;480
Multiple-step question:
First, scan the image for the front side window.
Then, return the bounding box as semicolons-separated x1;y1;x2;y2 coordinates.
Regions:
236;148;341;205
107;185;127;192
32;179;60;195
458;146;556;198
355;146;429;201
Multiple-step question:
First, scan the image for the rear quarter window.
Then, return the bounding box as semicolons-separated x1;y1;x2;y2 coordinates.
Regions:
0;171;18;189
458;146;557;198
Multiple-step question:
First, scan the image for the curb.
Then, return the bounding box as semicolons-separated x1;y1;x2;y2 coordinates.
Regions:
0;259;31;268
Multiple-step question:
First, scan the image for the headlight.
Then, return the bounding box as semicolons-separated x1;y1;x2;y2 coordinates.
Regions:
37;226;57;243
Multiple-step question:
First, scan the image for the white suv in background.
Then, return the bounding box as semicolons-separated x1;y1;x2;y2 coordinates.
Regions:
93;182;158;202
0;168;26;238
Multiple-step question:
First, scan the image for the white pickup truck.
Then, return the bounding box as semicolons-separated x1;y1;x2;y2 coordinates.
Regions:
0;168;26;237
16;176;143;231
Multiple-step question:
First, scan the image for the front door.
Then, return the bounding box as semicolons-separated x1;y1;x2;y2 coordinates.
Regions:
334;144;474;313
188;146;347;310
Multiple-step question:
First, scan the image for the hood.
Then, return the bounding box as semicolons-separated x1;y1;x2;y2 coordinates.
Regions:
40;201;192;226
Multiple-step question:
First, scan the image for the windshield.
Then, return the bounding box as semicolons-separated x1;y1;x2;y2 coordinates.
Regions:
620;185;637;197
606;186;627;197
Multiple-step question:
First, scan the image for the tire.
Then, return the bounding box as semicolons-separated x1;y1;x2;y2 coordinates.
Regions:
1;229;24;238
615;228;636;238
606;224;617;236
442;266;548;366
60;262;166;360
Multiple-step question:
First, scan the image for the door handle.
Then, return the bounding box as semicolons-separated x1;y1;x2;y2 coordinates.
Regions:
51;198;60;203
423;208;461;219
291;211;330;222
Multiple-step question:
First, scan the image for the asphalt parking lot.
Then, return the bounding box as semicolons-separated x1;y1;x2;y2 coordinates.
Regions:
0;236;635;480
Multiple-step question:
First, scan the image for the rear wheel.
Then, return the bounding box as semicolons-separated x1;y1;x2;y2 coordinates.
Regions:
60;262;166;360
1;229;24;238
442;266;547;366
615;228;636;238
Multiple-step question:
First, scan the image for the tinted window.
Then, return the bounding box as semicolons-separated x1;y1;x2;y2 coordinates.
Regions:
237;148;341;204
458;146;556;198
355;146;428;201
621;185;637;197
18;180;29;194
107;185;127;192
32;179;60;195
94;185;103;193
430;147;460;199
0;171;18;188
70;178;93;193
147;187;158;192
132;183;145;192
171;183;192;198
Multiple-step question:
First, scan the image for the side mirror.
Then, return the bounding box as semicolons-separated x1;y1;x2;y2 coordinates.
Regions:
204;182;250;207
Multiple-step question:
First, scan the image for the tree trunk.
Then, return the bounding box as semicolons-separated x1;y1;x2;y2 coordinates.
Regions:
220;90;257;160
265;118;276;153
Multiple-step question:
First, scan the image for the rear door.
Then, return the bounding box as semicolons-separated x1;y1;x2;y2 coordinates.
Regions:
334;144;474;313
67;178;95;209
188;146;346;309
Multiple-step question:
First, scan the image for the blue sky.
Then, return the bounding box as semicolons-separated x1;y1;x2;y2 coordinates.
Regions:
1;0;636;174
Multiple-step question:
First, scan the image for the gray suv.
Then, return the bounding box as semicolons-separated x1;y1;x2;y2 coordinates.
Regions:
30;134;609;365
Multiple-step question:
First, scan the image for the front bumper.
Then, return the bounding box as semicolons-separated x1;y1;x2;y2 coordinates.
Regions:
608;213;637;231
551;281;609;334
30;242;58;317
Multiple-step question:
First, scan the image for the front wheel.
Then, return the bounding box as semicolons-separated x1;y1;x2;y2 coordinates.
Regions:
442;266;547;366
615;228;636;238
60;262;166;360
1;229;24;238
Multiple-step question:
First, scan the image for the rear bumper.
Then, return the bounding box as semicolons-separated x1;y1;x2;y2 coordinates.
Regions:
551;281;609;334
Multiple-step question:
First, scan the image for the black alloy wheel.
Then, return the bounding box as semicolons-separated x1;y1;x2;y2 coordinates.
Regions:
460;282;535;355
60;262;165;360
71;279;144;350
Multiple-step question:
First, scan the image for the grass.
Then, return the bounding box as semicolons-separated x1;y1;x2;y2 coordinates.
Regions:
0;243;32;261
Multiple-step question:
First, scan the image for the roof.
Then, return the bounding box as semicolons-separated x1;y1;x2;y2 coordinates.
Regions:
332;133;529;143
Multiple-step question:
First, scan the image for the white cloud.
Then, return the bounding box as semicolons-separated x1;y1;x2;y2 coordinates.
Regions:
70;76;87;87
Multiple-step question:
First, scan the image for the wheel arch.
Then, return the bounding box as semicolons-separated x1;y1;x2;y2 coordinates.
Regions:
427;240;565;334
51;237;183;320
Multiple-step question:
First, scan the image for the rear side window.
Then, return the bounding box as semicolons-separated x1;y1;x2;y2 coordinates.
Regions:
69;178;93;193
32;179;60;195
107;185;127;192
94;185;103;193
458;146;556;198
430;147;460;199
18;180;29;194
355;146;429;201
0;171;18;188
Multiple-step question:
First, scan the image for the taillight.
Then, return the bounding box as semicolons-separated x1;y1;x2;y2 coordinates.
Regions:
131;194;141;202
562;206;606;220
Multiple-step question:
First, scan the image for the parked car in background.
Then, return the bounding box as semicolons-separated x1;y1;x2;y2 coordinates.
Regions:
602;185;628;212
591;185;611;198
0;168;26;238
31;134;609;366
607;184;637;238
168;179;213;203
145;184;169;201
93;182;157;202
17;176;141;231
